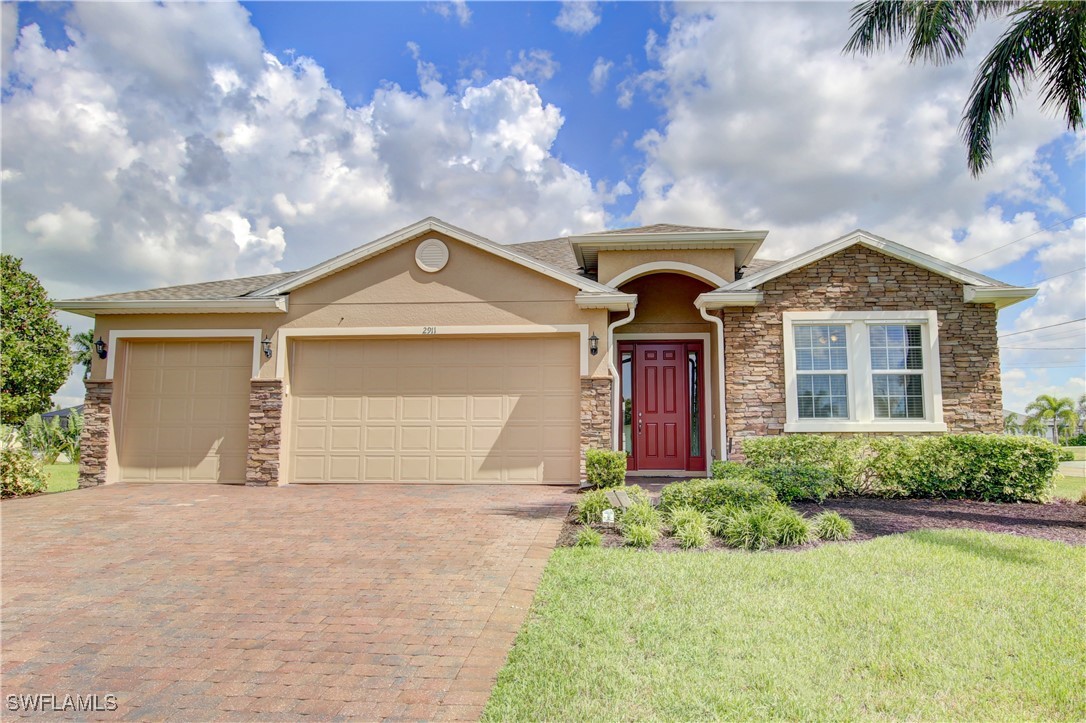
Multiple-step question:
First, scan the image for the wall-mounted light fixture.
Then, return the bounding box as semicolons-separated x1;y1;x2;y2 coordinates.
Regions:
94;337;108;359
588;333;599;356
261;335;273;359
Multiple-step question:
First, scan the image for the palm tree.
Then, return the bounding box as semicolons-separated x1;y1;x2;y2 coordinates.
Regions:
1023;414;1047;437
1024;394;1077;444
844;1;1086;176
72;330;94;380
1078;393;1086;433
1003;411;1022;434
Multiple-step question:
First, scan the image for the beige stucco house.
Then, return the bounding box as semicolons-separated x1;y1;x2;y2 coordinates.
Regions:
56;217;1036;487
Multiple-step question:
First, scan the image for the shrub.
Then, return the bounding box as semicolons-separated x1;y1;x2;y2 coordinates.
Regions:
576;489;611;524
813;512;855;541
753;463;836;503
1078;489;1086;506
709;460;750;479
576;486;651;524
707;504;744;536
623;523;659;548
743;433;1061;503
742;435;866;493
575;526;602;548
771;504;813;546
1057;448;1074;462
674;520;711;549
620;502;662;533
1;447;47;498
585;448;627;488
721;505;778;551
667;505;711;549
1062;433;1086;447
658;478;776;513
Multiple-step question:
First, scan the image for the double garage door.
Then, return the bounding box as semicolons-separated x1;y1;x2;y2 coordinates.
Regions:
115;336;579;484
288;337;579;484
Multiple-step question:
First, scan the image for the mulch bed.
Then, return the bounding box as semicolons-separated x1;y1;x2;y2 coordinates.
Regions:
557;497;1086;550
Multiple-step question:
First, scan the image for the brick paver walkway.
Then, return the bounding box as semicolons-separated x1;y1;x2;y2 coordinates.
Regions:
1;483;572;720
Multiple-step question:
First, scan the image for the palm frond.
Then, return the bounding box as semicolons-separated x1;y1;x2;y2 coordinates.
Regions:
963;2;1085;175
844;0;915;56
908;0;980;64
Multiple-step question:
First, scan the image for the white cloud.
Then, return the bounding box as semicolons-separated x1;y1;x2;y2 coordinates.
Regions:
1;3;16;82
1;2;606;307
555;1;600;35
511;49;559;83
589;57;612;94
428;1;471;27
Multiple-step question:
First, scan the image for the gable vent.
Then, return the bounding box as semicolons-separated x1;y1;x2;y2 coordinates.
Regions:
415;238;449;273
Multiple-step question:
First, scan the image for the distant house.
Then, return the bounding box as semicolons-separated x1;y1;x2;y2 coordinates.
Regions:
41;405;84;430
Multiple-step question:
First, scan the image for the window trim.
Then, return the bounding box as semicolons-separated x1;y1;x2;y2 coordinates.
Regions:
783;311;946;433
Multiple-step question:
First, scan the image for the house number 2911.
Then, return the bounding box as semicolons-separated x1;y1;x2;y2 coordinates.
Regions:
421;327;437;335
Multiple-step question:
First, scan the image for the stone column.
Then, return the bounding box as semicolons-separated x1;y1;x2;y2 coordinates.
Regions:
579;377;613;482
78;380;113;488
246;379;283;486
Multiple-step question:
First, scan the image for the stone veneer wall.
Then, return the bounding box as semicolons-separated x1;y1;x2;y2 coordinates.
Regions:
78;380;113;488
722;245;1002;458
247;379;283;486
580;377;613;481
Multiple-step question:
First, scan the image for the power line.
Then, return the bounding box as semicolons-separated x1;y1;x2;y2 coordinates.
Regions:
998;317;1086;338
1001;346;1086;350
1002;363;1086;368
1033;265;1086;285
960;212;1085;263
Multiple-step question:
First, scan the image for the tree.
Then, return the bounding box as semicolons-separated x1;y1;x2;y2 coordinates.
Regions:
72;330;94;380
844;1;1086;176
1023;413;1047;436
1078;393;1086;433
1024;393;1077;443
1003;411;1022;434
0;255;70;425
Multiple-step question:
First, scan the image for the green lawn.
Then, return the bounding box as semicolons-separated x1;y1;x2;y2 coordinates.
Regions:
1053;470;1086;501
1067;446;1086;462
485;530;1084;722
43;463;79;493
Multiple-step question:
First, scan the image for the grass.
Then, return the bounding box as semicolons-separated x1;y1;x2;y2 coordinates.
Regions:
1066;446;1086;462
1053;470;1086;501
484;530;1085;722
43;463;79;493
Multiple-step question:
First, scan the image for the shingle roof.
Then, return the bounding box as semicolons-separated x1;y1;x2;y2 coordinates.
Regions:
506;237;579;273
70;272;295;302
741;258;781;275
587;223;741;235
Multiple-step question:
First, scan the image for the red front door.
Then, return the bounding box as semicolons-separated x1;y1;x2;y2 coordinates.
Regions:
634;343;687;470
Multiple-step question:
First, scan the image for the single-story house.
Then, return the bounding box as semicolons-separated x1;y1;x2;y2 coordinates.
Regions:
56;217;1036;487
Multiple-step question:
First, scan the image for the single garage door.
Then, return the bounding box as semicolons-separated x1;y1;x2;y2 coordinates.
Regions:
116;340;250;483
289;337;579;484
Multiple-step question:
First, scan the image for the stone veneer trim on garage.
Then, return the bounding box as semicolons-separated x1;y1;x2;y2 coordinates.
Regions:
580;377;614;481
722;245;1002;457
78;380;113;488
246;379;283;486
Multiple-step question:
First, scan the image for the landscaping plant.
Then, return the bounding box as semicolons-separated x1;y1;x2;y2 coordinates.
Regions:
619;502;662;534
668;506;711;549
622;523;659;549
1;446;47;498
753;463;836;503
576;489;611;524
585;448;627;488
709;460;750;479
771;504;814;546
742;434;867;493
721;505;779;551
575;526;603;548
658;477;776;513
813;512;855;541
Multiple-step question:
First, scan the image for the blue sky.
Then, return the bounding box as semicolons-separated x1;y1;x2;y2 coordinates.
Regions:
1;1;1083;413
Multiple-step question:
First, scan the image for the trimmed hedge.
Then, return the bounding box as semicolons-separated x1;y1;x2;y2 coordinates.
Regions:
709;460;751;480
585;448;627;488
741;434;1060;503
658;477;776;513
753;464;836;503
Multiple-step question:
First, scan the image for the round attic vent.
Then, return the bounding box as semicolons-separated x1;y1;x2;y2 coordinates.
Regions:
415;238;449;273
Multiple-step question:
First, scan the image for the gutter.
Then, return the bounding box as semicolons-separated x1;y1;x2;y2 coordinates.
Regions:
606;304;638;453
53;297;289;318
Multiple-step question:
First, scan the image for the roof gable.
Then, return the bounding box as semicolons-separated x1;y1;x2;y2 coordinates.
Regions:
249;217;615;297
721;230;1014;291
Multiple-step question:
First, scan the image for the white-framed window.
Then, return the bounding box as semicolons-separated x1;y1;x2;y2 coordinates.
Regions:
782;310;946;433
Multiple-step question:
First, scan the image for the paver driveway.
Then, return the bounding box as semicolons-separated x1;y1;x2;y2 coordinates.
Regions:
2;483;573;721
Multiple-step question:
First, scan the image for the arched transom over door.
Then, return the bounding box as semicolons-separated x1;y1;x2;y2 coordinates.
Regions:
288;336;580;484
